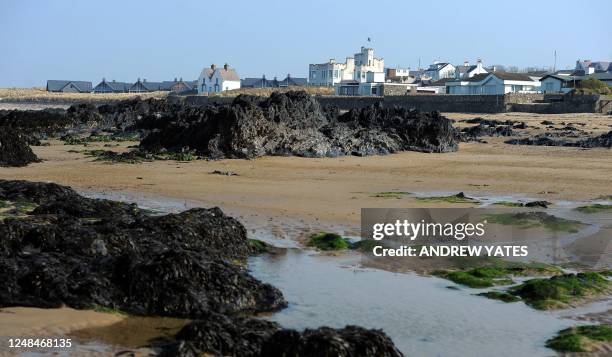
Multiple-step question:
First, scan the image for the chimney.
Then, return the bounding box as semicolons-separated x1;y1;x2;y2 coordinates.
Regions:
287;73;291;79
143;78;146;83
179;77;182;81
211;64;217;70
174;77;177;82
224;63;229;70
464;61;469;67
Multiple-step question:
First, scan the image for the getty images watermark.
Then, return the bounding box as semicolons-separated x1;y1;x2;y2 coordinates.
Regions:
360;208;610;268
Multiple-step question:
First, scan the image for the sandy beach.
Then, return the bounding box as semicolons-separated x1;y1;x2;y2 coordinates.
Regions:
1;113;610;225
0;112;610;355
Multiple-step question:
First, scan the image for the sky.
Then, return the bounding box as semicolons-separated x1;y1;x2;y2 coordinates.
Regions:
1;0;610;87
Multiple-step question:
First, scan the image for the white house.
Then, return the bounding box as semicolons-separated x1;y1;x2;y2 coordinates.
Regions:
446;72;540;95
454;59;488;79
198;64;240;94
424;61;456;81
575;59;611;75
310;46;384;89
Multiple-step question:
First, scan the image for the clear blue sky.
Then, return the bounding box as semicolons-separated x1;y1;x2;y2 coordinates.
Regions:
1;0;610;87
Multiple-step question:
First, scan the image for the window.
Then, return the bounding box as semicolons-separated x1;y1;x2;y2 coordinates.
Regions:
333;70;338;78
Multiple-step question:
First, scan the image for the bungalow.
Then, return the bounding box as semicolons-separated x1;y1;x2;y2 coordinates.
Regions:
198;64;240;94
161;78;198;93
418;78;453;94
93;79;130;93
446;72;540;95
539;74;582;93
424;62;455;81
46;80;92;93
129;79;164;93
454;59;487;79
241;74;307;88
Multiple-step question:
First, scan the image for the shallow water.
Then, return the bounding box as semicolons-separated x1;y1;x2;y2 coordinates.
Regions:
80;189;611;356
249;250;575;357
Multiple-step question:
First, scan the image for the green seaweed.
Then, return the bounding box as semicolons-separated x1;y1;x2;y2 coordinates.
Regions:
510;272;611;310
575;204;612;214
350;239;385;252
437;269;514;288
546;325;612;352
492;201;525;207
482;212;583;233
307;232;350;251
415;192;478;204
371;191;410;199
433;260;561;289
248;239;270;254
477;291;521;302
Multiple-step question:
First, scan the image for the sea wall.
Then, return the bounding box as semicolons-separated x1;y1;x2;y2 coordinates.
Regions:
179;93;605;114
509;94;602;113
316;94;506;113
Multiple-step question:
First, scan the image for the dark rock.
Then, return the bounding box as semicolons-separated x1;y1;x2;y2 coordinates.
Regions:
525;201;551;208
165;314;403;357
261;325;403;357
0;129;39;167
0;180;285;317
138;92;457;158
460;123;514;141
540;120;554;125
505;131;612;148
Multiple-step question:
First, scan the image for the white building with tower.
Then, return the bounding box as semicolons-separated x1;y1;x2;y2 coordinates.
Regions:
309;46;386;95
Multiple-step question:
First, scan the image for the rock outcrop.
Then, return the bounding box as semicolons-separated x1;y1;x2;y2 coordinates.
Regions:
0;180;404;356
138;92;458;158
162;312;403;357
0;129;39;167
0;180;284;316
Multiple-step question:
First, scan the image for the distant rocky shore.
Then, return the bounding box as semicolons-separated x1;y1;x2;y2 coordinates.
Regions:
0;179;403;356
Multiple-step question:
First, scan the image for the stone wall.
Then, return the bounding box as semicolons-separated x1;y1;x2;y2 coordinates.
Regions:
180;93;606;114
509;94;601;113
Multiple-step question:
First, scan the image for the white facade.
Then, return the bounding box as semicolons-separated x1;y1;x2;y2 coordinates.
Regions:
424;62;456;80
198;64;241;94
455;60;488;79
310;47;384;87
446;73;541;95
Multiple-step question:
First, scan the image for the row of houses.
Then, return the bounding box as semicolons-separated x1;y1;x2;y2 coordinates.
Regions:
308;47;612;96
47;78;198;94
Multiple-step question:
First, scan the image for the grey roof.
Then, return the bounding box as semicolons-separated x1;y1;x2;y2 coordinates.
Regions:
490;72;535;81
241;76;308;88
424;78;455;86
107;81;130;91
142;81;163;91
47;80;92;92
455;65;477;74
93;80;130;92
539;74;582;82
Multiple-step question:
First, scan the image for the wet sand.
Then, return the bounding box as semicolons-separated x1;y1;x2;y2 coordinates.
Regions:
1;132;610;225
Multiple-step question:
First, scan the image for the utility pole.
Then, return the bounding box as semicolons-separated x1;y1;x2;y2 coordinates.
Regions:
553;50;557;73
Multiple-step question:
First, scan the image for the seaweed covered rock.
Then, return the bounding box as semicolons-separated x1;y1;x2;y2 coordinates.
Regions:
139;91;458;158
0;180;285;317
0;129;39;167
506;130;612;148
164;314;403;357
0;109;71;140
